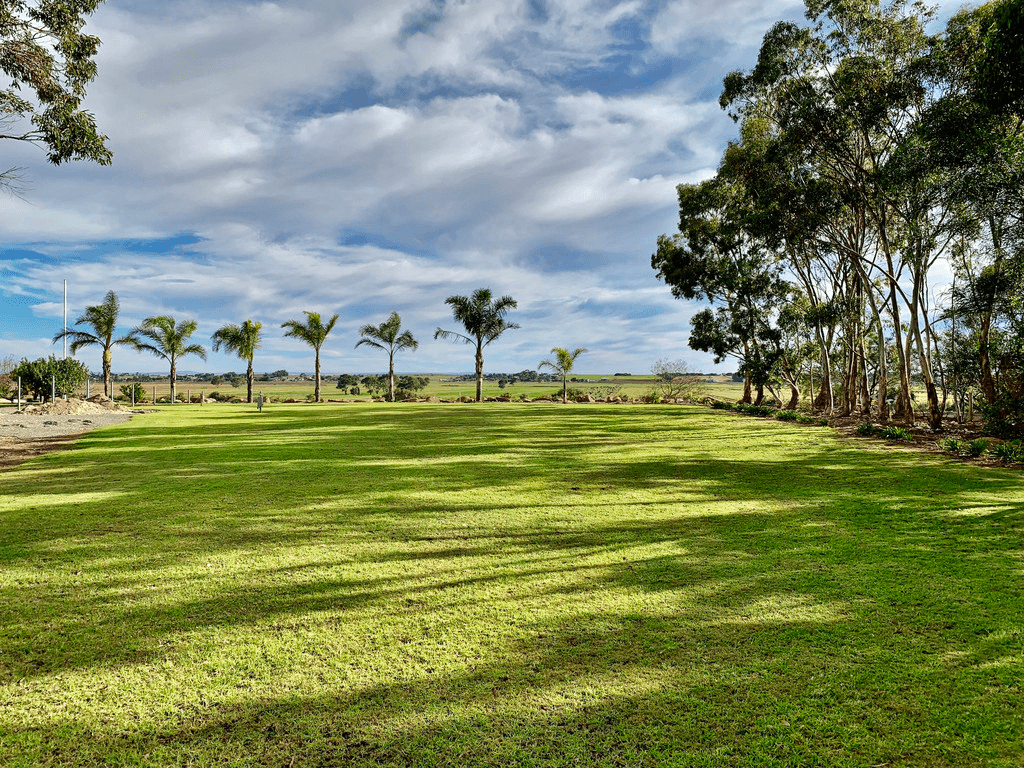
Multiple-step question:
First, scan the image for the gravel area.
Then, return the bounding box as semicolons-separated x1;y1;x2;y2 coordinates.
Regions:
0;411;134;440
0;401;136;470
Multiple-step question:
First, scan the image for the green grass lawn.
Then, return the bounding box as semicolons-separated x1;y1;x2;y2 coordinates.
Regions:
1;403;1021;766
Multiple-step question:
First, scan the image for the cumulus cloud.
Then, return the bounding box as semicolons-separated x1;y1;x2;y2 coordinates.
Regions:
0;0;782;375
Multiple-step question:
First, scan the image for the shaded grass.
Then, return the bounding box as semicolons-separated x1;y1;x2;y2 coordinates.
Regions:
0;403;1022;766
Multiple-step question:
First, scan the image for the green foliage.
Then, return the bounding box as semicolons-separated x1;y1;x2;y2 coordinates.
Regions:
939;437;965;454
967;438;989;457
856;423;876;437
989;440;1024;462
711;400;733;410
734;402;774;417
774;410;799;421
119;382;146;402
0;0;113;174
878;426;911;442
11;355;88;399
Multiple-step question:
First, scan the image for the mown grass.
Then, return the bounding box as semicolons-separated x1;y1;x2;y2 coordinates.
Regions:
0;403;1021;766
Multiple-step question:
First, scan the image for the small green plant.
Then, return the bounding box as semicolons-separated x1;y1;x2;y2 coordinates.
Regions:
119;382;146;402
966;438;989;457
817;419;830;426
938;437;965;453
856;423;875;436
796;414;817;424
774;410;799;421
711;401;733;410
878;426;911;441
989;440;1024;463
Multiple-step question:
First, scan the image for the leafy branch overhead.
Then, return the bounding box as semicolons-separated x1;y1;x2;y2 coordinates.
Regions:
0;0;113;167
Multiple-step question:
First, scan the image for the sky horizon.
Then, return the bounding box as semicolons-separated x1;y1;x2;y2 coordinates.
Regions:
1;0;961;378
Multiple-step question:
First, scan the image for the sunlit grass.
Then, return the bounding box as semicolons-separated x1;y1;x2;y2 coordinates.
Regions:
0;403;1022;766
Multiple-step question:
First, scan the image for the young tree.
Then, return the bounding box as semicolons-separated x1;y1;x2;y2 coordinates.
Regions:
211;320;262;403
51;290;132;397
125;317;207;403
355;312;418;402
435;289;519;402
0;0;113;190
12;355;89;400
280;311;338;403
539;347;588;403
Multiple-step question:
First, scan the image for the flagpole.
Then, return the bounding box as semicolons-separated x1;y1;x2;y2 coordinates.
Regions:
63;279;67;360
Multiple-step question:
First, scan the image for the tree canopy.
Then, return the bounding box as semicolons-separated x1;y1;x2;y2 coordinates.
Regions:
0;0;113;186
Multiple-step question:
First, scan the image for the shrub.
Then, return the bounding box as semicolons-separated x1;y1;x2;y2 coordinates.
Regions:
774;410;799;422
878;426;911;441
939;437;965;454
735;403;774;417
796;414;817;424
119;383;147;402
711;401;733;410
966;438;989;457
856;423;875;436
990;440;1024;463
208;391;221;401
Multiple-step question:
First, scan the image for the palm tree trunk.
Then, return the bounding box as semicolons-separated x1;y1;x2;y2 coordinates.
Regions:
246;358;254;404
475;342;484;402
388;353;395;402
562;376;567;404
102;348;112;398
169;359;177;403
315;351;322;403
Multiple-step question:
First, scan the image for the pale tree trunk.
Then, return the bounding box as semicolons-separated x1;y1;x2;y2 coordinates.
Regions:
169;359;177;403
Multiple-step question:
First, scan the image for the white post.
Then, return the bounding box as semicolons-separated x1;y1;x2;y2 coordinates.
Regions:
187;389;190;405
51;374;56;404
86;378;90;399
63;279;67;360
131;385;135;408
17;376;21;411
153;386;156;404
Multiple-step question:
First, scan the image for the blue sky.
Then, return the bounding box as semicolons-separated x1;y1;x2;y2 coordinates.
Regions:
0;0;954;376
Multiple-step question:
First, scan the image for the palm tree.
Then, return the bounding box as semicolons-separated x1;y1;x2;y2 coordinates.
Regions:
539;347;589;404
281;311;339;403
434;288;519;402
125;316;207;403
51;290;132;397
355;312;418;402
211;320;263;403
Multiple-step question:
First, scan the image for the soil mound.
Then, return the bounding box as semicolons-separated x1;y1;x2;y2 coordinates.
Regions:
17;396;133;416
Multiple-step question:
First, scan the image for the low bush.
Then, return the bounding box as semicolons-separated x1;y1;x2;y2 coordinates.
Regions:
856;423;875;436
966;438;989;457
734;403;775;417
711;401;733;410
774;410;799;422
939;437;965;454
990;440;1024;463
878;426;911;441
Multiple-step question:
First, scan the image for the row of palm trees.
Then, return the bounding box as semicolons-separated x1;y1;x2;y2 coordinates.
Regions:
53;288;590;403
